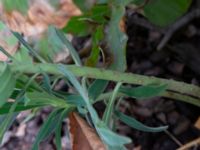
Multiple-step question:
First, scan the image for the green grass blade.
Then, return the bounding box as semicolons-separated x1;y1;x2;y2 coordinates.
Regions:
32;108;73;150
88;79;108;101
103;82;122;126
0;64;16;107
0;46;15;61
12;32;46;63
0;102;43;115
115;111;168;132
32;108;63;150
55;29;82;66
55;123;62;150
25;92;69;108
96;124;131;147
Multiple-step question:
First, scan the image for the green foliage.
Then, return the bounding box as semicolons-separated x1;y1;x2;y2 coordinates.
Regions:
25;92;70;108
115;111;168;132
88;79;108;100
120;84;167;99
63;4;110;36
85;26;104;67
0;65;16;107
0;0;198;150
32;108;72;150
132;0;192;26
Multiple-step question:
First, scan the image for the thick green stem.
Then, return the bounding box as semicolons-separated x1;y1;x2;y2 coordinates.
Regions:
1;63;200;103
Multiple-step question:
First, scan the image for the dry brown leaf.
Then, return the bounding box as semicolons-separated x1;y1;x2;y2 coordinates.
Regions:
69;112;106;150
195;117;200;129
0;0;82;36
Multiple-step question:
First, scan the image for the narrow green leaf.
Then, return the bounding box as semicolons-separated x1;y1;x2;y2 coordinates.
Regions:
55;108;70;150
0;96;22;143
32;109;63;150
32;108;73;150
86;26;104;67
0;102;42;115
12;32;46;63
55;123;62;150
55;29;82;66
65;94;86;106
103;82;122;126
88;79;108;100
115;111;168;132
0;46;15;61
13;47;33;64
0;64;16;107
15;74;43;92
41;73;52;93
0;114;17;143
120;84;167;99
25;92;69;108
34;26;67;62
58;65;99;123
96;123;131;146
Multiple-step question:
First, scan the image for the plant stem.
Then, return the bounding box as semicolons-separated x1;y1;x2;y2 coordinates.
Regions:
1;63;200;104
103;82;122;126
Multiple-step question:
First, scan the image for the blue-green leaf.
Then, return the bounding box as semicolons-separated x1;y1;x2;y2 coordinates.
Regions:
96;123;131;147
25;92;69;108
32;108;63;150
88;79;108;101
58;65;99;123
0;102;42;115
55;29;82;66
0;64;16;107
120;84;167;99
115;111;168;132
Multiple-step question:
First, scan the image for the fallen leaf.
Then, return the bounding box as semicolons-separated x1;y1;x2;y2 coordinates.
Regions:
69;112;106;150
0;0;82;36
195;117;200;129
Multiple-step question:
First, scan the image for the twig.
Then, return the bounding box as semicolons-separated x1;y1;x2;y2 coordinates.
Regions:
157;9;200;50
177;137;200;150
164;130;183;147
127;15;165;33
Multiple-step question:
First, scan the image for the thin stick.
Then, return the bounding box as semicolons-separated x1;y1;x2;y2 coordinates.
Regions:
164;130;183;147
177;137;200;150
157;9;200;50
